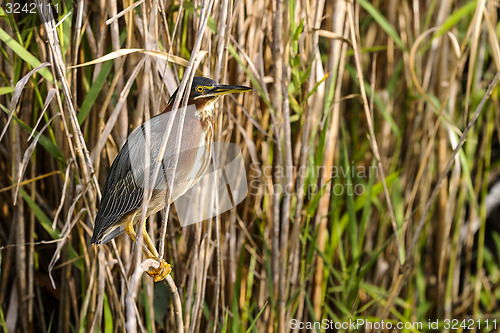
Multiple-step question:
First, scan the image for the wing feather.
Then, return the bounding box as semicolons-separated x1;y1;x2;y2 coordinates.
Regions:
92;110;211;243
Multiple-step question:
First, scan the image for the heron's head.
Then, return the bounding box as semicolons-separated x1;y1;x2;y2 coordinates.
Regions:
166;77;252;116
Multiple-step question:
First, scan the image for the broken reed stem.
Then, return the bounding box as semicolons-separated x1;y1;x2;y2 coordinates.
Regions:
126;2;214;332
165;275;184;333
126;259;159;333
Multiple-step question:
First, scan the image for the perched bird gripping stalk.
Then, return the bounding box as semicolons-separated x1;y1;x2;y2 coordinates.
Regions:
91;77;252;282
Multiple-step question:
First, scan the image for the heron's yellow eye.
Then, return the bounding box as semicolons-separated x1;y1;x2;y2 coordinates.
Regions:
197;86;204;93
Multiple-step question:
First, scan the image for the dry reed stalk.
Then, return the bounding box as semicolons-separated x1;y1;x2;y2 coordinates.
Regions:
12;111;27;331
212;0;232;327
269;0;283;331
347;0;400;265
108;0;129;148
40;2;99;203
89;249;106;332
27;160;35;326
120;0;216;331
311;0;347;320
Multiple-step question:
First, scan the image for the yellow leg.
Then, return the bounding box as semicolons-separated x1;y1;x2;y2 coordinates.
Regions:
141;225;158;257
124;215;155;257
140;224;171;282
124;214;172;282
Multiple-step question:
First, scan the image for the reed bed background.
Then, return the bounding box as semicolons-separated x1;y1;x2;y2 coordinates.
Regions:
1;0;500;332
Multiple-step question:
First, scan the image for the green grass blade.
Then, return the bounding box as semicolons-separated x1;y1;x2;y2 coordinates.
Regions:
245;301;268;333
358;0;408;52
77;60;113;125
0;27;53;82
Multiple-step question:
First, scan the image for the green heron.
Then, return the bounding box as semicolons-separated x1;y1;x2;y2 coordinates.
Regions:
91;77;251;282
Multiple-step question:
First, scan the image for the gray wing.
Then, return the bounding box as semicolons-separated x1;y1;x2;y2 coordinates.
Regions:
91;114;169;243
91;137;145;243
91;110;209;244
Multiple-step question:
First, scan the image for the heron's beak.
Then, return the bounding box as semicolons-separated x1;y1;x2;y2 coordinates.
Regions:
211;85;252;96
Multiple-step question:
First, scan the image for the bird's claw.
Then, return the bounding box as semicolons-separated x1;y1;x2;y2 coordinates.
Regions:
147;259;171;282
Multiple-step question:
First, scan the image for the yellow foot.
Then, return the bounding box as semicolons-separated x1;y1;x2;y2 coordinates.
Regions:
147;259;172;282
